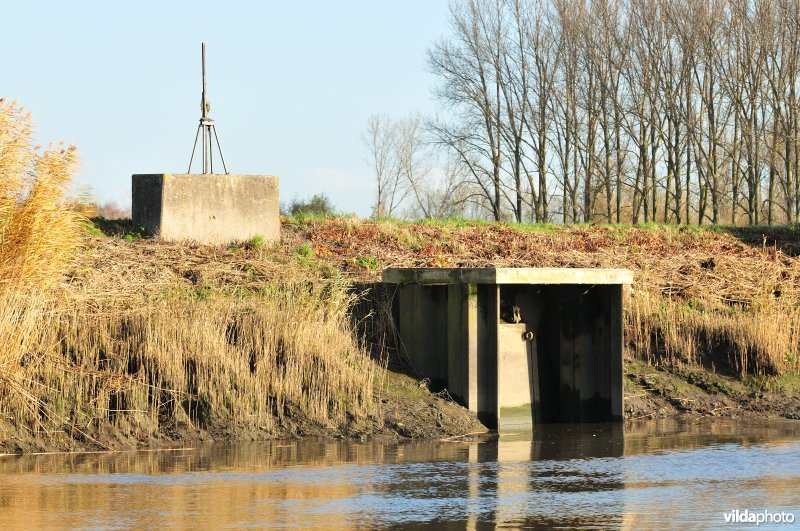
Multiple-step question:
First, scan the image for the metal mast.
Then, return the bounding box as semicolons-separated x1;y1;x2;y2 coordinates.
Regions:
188;42;228;174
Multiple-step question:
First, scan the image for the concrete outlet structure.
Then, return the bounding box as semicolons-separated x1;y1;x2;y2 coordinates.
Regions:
381;267;633;429
132;174;279;245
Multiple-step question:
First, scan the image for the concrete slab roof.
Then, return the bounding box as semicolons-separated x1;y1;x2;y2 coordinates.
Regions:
382;267;633;285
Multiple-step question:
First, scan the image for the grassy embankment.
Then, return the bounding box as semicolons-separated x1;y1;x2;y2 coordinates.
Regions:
2;98;800;452
78;214;800;432
0;102;386;452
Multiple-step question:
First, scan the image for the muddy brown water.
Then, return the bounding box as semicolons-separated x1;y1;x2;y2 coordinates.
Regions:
1;418;799;529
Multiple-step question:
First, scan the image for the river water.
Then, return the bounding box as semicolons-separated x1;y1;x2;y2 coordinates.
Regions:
1;418;799;529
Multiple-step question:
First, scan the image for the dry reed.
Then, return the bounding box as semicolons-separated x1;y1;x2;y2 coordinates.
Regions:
0;102;378;448
0;99;83;290
0;99;87;443
4;281;376;441
627;291;800;376
292;219;800;377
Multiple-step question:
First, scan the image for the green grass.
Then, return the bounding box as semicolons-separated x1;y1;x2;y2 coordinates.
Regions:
405;217;562;232
84;223;103;237
743;372;800;393
277;215;800;247
354;255;379;270
246;234;265;249
281;212;356;225
89;217;146;240
295;243;314;258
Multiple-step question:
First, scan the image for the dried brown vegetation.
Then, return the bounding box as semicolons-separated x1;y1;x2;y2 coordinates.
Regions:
0;99;82;289
0;103;378;451
12;280;377;448
0;99;86;446
286;218;800;378
70;216;800;380
73;215;800;380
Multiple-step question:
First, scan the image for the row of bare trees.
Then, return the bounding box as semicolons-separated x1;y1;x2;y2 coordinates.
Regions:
367;0;800;224
363;114;479;218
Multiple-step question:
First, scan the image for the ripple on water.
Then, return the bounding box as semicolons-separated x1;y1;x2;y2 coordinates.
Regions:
0;418;798;529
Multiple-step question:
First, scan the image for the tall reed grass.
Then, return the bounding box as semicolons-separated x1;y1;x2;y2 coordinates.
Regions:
0;100;82;289
0;99;87;443
7;283;376;442
626;291;800;376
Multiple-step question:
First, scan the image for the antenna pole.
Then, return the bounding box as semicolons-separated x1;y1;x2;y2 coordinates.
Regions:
201;43;207;119
188;42;229;174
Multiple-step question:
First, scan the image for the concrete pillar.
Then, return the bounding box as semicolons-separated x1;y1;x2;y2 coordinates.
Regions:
465;283;479;415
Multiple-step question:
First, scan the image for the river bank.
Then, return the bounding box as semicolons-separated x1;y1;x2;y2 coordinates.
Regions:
624;361;800;421
3;418;800;528
1;218;799;453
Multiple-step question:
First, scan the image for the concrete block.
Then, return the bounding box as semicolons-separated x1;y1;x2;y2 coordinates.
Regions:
132;173;279;245
497;323;533;409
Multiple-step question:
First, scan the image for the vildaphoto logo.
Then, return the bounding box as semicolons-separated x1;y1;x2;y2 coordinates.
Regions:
723;509;795;525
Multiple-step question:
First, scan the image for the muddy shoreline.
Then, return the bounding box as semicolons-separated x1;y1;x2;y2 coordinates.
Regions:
2;362;797;455
624;362;800;421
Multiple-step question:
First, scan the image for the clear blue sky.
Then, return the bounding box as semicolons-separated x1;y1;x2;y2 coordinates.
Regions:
3;0;450;217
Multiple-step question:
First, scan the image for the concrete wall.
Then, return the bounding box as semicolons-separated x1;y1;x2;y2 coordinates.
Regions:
505;284;623;424
132;174;279;245
397;284;449;389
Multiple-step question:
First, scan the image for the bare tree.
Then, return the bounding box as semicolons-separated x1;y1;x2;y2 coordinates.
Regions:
404;153;473;219
406;0;800;225
428;0;508;220
363;114;429;218
398;115;436;216
363;114;406;218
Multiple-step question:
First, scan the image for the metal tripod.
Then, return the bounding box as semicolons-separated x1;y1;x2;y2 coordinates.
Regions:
187;42;229;174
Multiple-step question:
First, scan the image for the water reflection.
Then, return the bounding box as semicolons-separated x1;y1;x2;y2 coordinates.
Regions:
0;418;799;529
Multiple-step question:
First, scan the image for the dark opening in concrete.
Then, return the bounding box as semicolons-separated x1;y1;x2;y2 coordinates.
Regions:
382;268;632;430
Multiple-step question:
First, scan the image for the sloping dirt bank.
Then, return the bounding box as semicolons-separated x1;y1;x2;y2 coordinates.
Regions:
624;362;800;421
0;368;485;454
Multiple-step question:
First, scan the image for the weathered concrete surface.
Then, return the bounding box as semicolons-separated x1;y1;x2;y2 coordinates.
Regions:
382;267;633;285
132;174;279;245
497;323;534;409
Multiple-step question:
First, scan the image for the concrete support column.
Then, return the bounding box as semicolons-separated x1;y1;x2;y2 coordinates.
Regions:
465;283;479;415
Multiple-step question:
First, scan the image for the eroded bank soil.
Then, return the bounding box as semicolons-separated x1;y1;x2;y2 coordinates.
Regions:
2;362;798;454
0;368;487;454
624;362;800;421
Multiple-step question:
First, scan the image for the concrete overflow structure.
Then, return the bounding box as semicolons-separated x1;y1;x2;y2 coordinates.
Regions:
381;267;633;430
